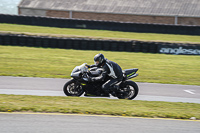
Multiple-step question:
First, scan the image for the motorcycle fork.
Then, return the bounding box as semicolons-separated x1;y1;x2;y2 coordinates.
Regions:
73;80;82;91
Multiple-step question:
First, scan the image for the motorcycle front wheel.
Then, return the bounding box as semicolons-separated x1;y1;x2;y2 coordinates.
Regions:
63;79;84;96
117;80;139;100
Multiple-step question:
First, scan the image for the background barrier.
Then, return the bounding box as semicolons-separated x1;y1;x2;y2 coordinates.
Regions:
0;33;199;55
0;14;200;35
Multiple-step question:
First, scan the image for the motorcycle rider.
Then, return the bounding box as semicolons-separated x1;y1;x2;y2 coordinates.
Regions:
86;53;123;95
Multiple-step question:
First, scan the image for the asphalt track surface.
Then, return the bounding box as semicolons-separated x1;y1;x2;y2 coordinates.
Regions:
0;76;200;103
0;76;200;133
0;113;199;133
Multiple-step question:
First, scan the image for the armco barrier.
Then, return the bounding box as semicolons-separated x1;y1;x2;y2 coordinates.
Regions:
0;14;200;35
0;33;200;55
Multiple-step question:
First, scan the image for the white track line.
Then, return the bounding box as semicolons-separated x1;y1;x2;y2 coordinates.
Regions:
184;90;195;95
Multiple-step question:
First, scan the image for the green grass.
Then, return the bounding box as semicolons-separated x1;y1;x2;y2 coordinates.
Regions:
0;45;200;85
0;94;199;120
0;23;200;43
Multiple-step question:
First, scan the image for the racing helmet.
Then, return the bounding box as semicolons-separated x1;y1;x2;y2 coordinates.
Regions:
94;53;105;66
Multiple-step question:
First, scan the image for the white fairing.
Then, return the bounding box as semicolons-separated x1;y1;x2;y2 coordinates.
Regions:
106;63;117;79
71;63;88;77
79;63;88;73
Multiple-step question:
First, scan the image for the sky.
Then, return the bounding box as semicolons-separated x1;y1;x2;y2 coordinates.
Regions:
0;0;22;14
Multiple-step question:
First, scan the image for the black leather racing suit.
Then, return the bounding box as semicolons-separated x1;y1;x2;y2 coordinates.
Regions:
88;59;123;93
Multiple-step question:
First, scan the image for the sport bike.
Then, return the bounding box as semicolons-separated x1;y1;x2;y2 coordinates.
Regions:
63;63;139;100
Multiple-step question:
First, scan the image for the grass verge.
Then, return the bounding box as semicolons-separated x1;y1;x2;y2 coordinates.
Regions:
0;94;199;120
0;23;200;43
0;45;200;85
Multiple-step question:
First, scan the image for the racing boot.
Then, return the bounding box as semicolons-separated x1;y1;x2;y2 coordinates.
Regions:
113;85;124;93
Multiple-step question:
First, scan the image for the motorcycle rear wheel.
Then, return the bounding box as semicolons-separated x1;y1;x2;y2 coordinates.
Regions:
63;79;84;96
117;80;139;100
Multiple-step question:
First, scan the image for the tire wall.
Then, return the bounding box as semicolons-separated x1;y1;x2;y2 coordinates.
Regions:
0;34;199;55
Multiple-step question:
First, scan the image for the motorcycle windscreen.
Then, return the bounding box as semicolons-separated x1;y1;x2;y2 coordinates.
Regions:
71;66;81;78
71;66;80;73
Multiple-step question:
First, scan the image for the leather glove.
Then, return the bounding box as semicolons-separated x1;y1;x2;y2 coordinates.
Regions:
86;65;91;68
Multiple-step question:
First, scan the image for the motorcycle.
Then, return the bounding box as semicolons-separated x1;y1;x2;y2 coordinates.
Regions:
63;63;139;100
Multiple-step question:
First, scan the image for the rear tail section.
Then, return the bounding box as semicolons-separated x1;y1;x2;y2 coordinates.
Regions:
123;68;138;79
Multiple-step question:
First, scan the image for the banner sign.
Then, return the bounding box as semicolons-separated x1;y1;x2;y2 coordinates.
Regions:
159;45;200;55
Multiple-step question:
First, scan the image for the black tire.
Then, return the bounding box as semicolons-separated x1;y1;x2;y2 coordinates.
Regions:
63;79;84;96
117;80;139;100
